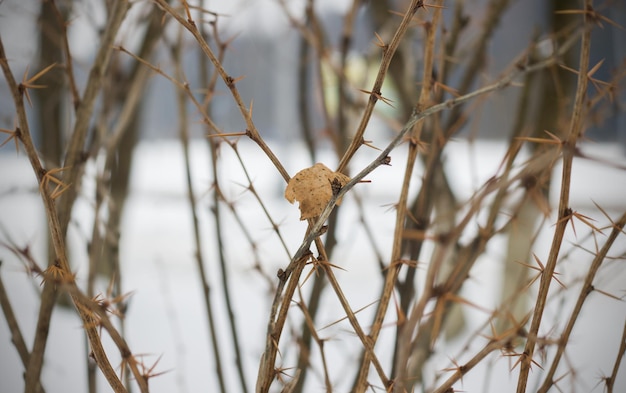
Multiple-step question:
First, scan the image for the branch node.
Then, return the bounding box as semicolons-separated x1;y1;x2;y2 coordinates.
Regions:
277;268;287;282
225;75;235;88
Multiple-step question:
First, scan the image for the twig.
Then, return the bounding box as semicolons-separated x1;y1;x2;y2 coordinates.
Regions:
196;12;250;393
432;329;519;393
353;3;443;389
537;211;626;393
277;0;335;156
322;262;390;387
151;0;290;182
336;0;428;173
58;0;130;236
295;11;316;163
106;6;167;154
0;266;45;393
230;143;292;258
65;286;149;392
516;1;593;390
49;0;80;110
256;251;312;393
0;33;93;393
295;285;333;391
444;0;511;131
171;29;227;393
336;0;363;155
86;161;108;393
0;34;141;393
606;319;626;393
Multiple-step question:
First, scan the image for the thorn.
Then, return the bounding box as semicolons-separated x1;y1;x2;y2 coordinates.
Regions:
362;138;382;151
516;130;563;146
207;132;247;138
0;123;20;154
20;63;57;107
374;31;387;49
357;88;395;107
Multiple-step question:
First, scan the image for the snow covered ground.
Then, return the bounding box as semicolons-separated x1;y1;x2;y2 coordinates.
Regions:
1;138;625;392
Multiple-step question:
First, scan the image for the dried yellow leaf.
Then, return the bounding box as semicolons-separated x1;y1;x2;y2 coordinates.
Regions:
284;163;350;220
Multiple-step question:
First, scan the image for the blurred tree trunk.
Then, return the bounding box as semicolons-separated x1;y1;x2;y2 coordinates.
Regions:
36;0;68;274
101;7;167;272
35;0;74;318
36;2;66;169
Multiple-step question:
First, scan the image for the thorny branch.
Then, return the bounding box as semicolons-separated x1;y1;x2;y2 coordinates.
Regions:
1;2;624;393
516;1;593;390
255;12;587;390
0;28;146;393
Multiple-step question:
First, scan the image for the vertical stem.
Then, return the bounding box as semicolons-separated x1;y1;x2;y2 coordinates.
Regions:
516;1;592;391
296;16;316;163
58;0;130;235
353;3;443;389
171;30;227;393
336;0;362;156
196;13;249;393
25;283;58;393
537;211;626;393
607;319;626;393
0;35;131;393
336;0;426;173
29;2;68;389
152;0;290;183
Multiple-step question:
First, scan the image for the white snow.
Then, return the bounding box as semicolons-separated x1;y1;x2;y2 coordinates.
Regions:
0;138;625;392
